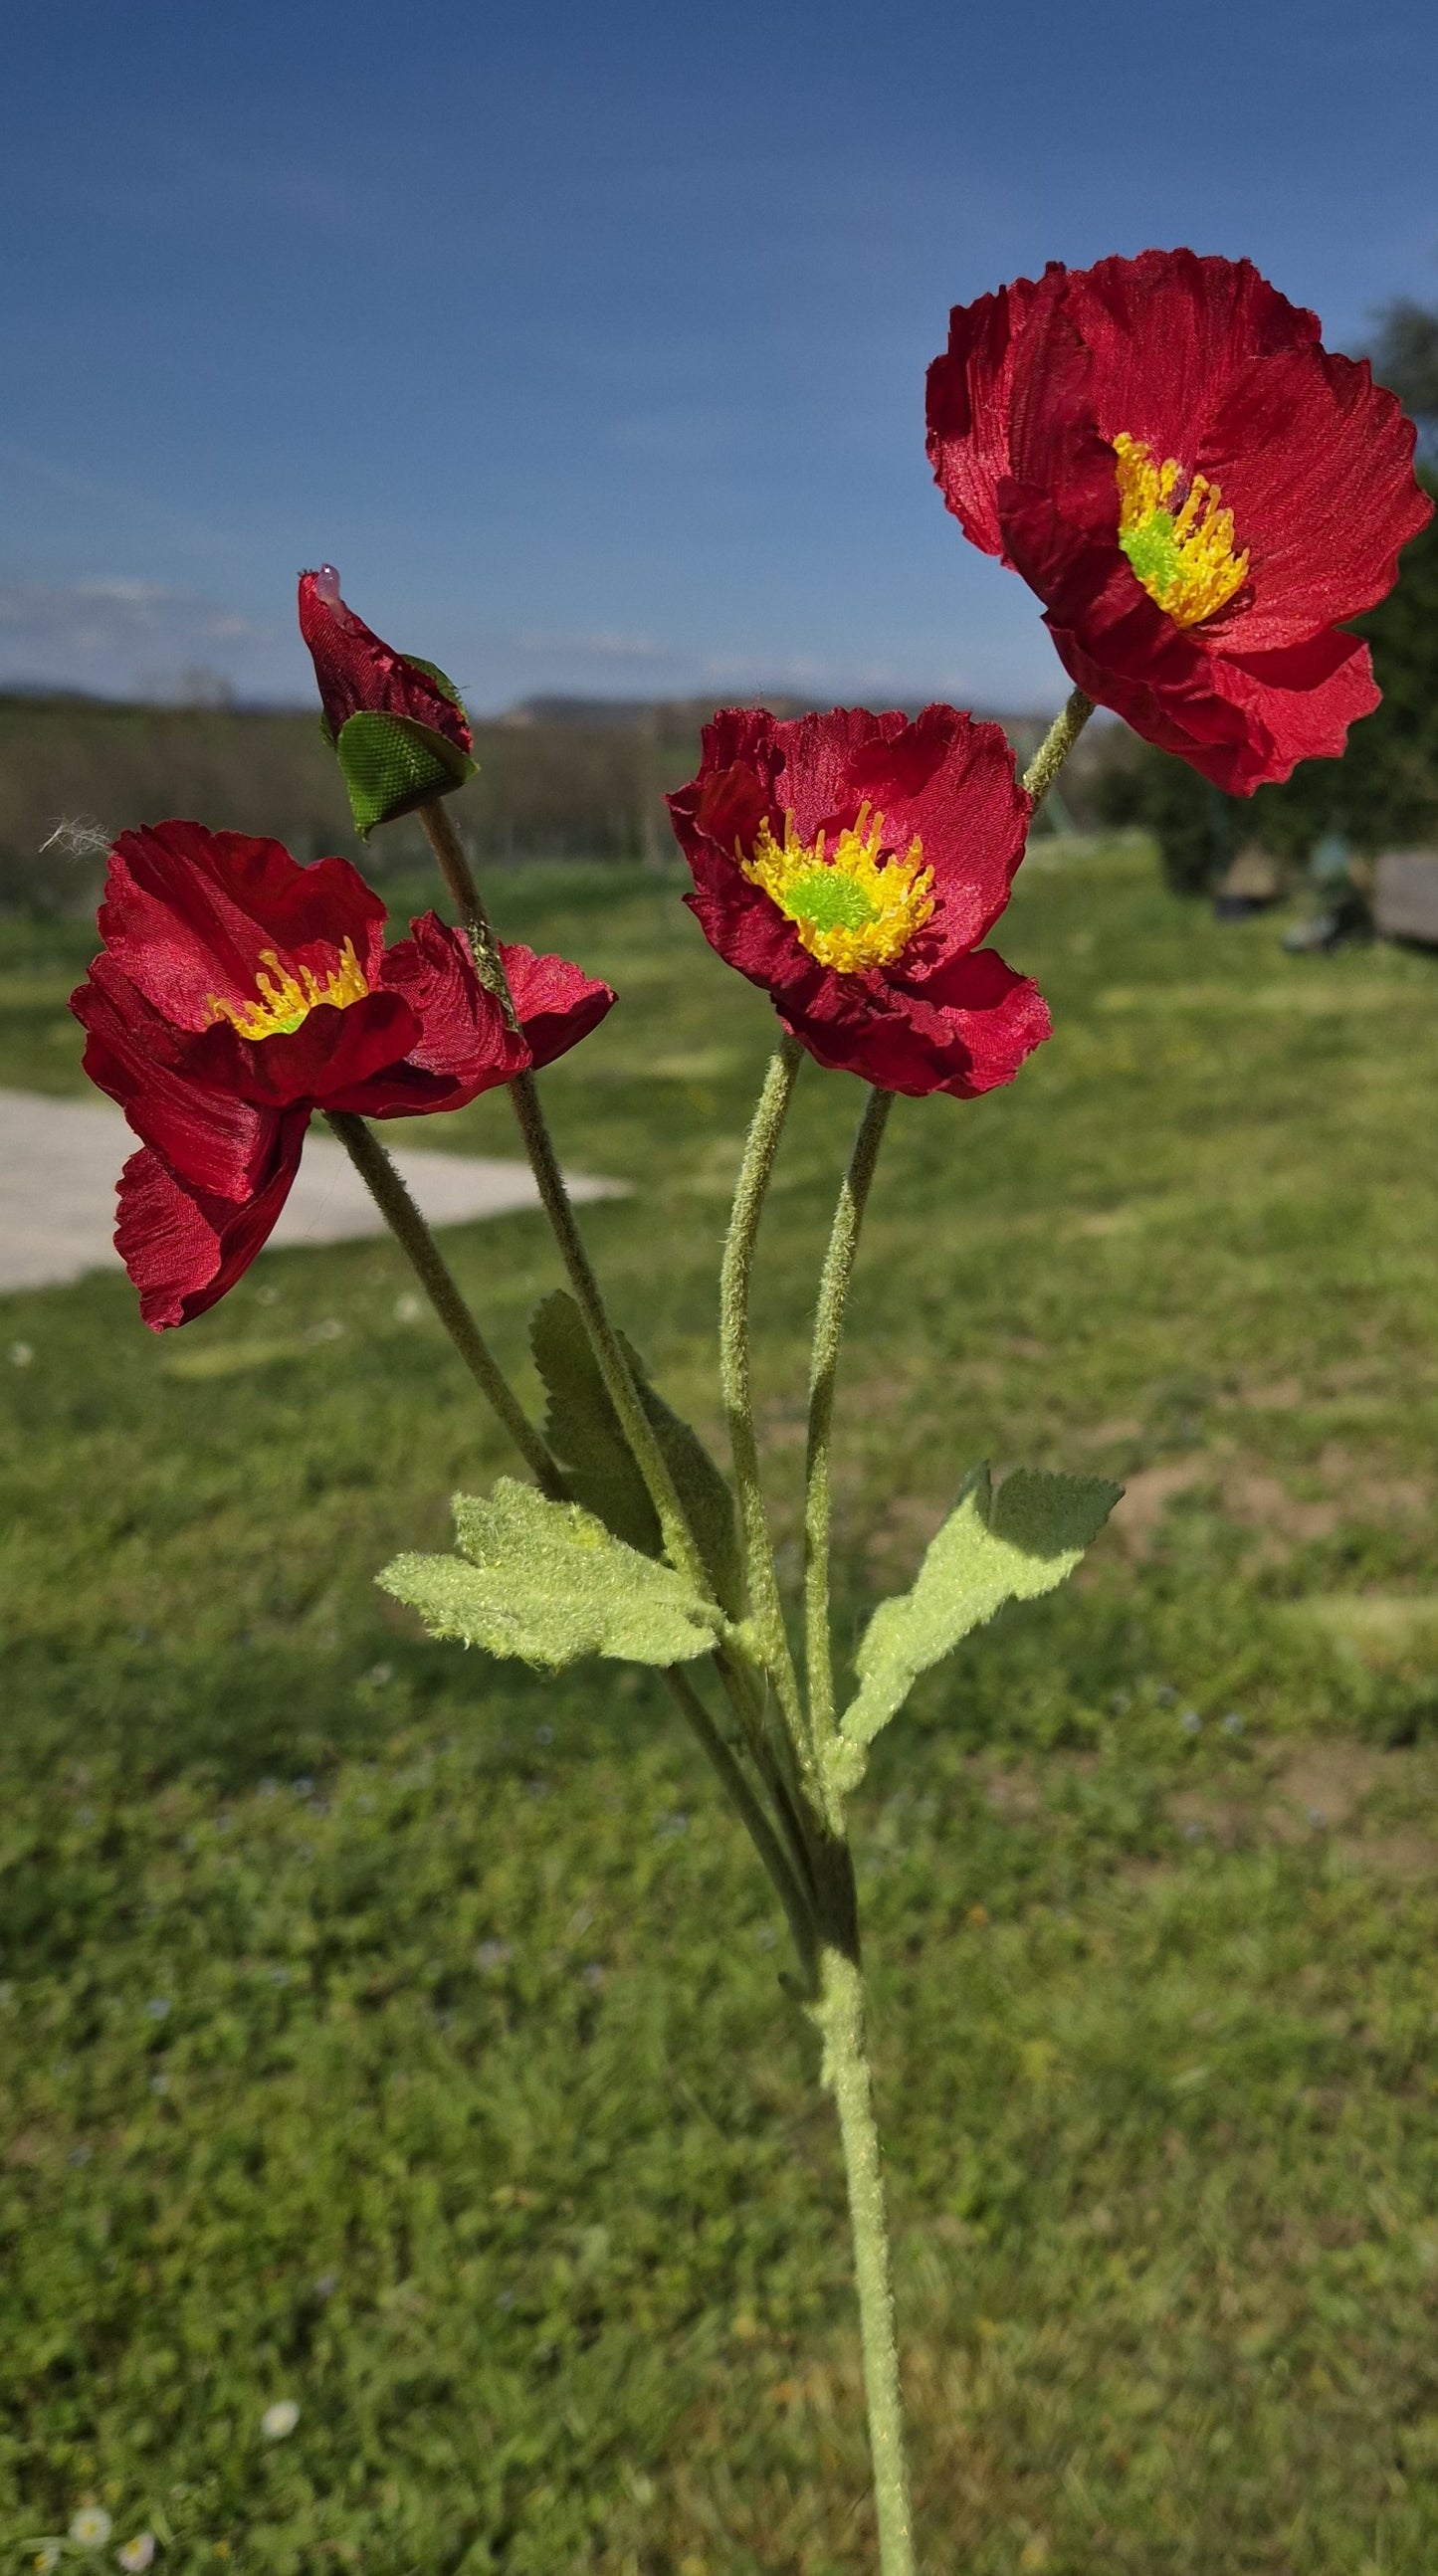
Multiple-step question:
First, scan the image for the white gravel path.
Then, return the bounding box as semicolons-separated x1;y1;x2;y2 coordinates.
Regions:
0;1088;626;1292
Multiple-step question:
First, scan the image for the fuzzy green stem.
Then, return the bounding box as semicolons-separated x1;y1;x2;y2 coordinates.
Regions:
1021;687;1094;816
812;1944;916;2575
804;1087;895;1779
324;1110;564;1495
417;799;713;1604
719;1039;810;1751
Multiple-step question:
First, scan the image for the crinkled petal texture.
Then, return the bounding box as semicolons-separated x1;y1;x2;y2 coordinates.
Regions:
667;704;1048;1098
72;821;615;1325
298;570;473;752
926;248;1432;791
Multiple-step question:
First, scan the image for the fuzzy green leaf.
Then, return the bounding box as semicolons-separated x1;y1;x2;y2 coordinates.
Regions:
530;1290;745;1618
334;710;476;837
834;1466;1122;1782
378;1478;720;1670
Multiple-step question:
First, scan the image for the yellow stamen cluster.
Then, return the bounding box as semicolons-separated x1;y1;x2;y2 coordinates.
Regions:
1113;431;1249;628
741;804;934;972
206;937;369;1041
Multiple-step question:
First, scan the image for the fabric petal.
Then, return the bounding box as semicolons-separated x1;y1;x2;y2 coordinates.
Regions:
1043;249;1321;461
1198;347;1431;647
779;948;1051;1098
72;958;283;1199
115;1121;308;1330
501;941;617;1070
182;990;423;1110
99;822;389;1031
925;266;1061;561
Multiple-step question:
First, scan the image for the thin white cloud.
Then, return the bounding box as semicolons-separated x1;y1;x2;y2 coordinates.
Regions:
0;580;276;699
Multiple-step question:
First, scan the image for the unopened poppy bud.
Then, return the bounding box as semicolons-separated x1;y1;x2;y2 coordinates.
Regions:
298;567;477;836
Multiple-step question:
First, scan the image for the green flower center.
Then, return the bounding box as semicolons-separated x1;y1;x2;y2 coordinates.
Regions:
783;867;882;934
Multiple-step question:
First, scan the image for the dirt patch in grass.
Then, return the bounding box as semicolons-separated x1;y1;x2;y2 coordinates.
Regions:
1167;1738;1438;1877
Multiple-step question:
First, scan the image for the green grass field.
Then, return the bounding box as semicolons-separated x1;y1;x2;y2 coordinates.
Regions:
6;841;1438;2573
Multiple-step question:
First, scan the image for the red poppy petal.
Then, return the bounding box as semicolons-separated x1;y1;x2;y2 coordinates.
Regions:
779;948;1051;1098
925;266;1061;561
115;1123;308;1330
183;989;423;1110
100;821;389;1031
72;960;282;1198
1047;613;1378;792
374;913;530;1095
844;705;1032;960
1042;249;1321;460
1198;347;1431;647
501;941;617;1070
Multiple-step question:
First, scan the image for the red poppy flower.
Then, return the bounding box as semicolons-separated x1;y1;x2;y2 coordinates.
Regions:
667;705;1048;1097
926;250;1433;792
71;821;615;1328
298;566;477;835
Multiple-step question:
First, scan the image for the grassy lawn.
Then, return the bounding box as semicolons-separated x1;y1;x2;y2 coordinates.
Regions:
6;840;1438;2572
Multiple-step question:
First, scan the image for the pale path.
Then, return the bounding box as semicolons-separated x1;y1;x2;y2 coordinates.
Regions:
0;1088;627;1293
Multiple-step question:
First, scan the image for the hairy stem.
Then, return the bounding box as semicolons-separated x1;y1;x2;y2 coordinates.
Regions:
1022;686;1094;815
719;1039;809;1749
813;1945;916;2576
804;1087;895;1781
417;798;713;1603
324;1110;564;1495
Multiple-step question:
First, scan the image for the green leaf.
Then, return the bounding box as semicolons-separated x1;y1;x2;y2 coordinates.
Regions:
833;1465;1122;1788
530;1291;745;1618
402;655;469;713
378;1478;720;1670
333;710;477;837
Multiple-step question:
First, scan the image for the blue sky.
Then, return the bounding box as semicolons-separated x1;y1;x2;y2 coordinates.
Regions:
4;0;1436;711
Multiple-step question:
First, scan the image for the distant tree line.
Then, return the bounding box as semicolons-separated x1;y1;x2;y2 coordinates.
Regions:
0;687;1116;915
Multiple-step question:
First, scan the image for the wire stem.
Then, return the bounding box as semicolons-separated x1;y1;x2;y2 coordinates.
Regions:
323;1110;564;1495
804;1087;894;1785
665;1666;815;1970
812;1944;916;2575
1021;687;1094;816
719;1039;810;1751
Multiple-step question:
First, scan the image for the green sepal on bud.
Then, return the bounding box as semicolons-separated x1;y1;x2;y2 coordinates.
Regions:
333;709;478;839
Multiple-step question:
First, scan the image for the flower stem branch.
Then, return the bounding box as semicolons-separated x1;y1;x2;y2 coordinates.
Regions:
418;799;515;1015
665;1666;815;1968
324;1109;564;1495
813;1944;916;2576
416;800;715;1603
1021;687;1094;815
804;1086;895;1779
719;1039;810;1749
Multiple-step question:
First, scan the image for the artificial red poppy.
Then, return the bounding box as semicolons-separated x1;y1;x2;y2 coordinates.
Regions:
667;704;1048;1097
298;566;476;834
72;821;615;1328
925;250;1433;792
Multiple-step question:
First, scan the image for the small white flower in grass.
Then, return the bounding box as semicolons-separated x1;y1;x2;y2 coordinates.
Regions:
261;2399;300;2440
34;2547;62;2572
117;2536;156;2571
9;1341;34;1367
70;2507;113;2548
